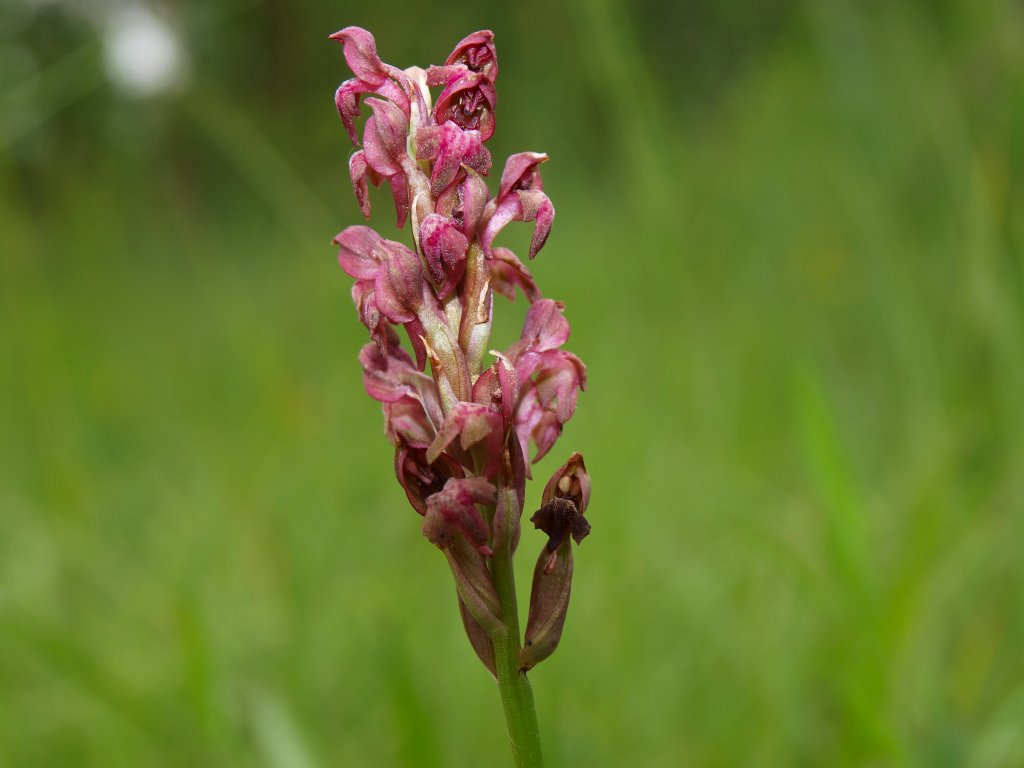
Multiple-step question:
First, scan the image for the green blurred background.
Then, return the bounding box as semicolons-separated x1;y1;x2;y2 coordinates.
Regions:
2;0;1024;765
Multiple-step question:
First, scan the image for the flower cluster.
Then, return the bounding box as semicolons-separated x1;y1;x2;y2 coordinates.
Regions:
331;27;590;675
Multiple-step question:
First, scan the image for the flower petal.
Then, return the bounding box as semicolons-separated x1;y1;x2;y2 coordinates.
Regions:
334;224;382;280
330;26;392;87
490;247;540;302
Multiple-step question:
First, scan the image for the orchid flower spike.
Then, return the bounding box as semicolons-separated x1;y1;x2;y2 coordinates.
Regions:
328;26;590;764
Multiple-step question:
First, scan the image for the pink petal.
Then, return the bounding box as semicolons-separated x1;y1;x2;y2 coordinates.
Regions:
384;395;435;449
518;190;554;259
334;78;372;145
490;247;540;302
348;150;373;219
387;172;410;228
329;26;391;87
359;341;417;403
520;299;570;352
333;224;382;280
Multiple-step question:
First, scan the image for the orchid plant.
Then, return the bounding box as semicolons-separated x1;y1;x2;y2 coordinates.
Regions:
329;27;590;767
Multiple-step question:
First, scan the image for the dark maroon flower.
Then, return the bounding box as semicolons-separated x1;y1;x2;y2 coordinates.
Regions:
519;454;590;671
445;30;497;82
431;69;497;141
396;442;464;515
532;452;591;553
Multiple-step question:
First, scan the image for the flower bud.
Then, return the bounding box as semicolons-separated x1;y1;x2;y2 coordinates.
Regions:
418;213;469;299
372;239;425;325
520;540;572;672
363;97;408;178
334;224;382;280
422;477;497;554
458;596;497;678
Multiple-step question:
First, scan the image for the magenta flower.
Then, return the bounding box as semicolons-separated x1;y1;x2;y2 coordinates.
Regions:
329;28;589;767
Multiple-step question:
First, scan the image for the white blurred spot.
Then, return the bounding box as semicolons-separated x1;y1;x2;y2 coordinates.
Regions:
103;3;186;97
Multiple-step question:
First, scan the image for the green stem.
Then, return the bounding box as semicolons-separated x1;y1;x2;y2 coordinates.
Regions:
490;497;544;768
